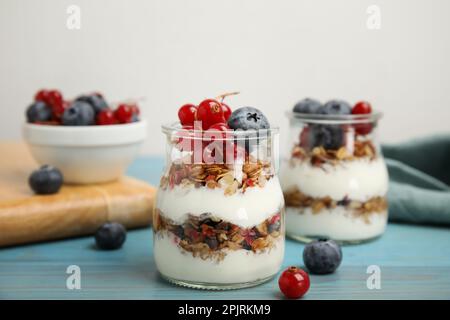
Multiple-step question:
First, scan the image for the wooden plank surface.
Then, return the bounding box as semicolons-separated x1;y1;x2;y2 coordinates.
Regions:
0;143;155;247
1;157;450;299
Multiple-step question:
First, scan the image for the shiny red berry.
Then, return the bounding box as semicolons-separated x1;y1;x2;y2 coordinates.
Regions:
354;123;372;135
352;101;372;114
178;104;197;126
299;126;310;149
47;90;64;119
278;266;310;299
130;103;140;115
221;103;232;121
197;99;225;130
114;104;133;123
208;122;229;132
352;101;373;135
96;109;117;125
35;89;50;103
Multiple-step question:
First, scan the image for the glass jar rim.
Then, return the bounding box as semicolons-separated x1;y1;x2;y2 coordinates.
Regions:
286;110;383;124
161;121;280;141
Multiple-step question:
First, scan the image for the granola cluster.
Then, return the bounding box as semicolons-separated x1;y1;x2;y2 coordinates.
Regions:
153;209;283;262
291;140;377;167
159;160;273;195
284;187;387;222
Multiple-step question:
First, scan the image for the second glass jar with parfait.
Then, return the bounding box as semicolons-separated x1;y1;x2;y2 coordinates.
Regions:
153;99;285;290
280;99;389;244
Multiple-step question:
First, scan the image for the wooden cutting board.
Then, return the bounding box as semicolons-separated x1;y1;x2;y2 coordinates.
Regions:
0;142;155;247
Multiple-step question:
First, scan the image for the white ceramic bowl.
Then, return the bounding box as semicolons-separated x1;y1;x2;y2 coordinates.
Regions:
23;120;147;184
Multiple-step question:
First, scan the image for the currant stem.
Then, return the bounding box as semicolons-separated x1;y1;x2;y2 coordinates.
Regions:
216;91;240;102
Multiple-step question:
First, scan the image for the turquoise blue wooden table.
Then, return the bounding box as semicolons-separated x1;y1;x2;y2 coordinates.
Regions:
1;157;450;300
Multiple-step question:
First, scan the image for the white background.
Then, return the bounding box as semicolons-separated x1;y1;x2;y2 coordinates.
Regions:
1;0;449;155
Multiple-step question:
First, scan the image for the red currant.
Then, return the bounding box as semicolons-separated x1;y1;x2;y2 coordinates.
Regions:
34;89;50;103
299;126;310;149
96;109;117;125
352;101;372;114
178;103;197;126
130;103;140;115
354;123;372;135
278;266;310;299
196;99;225;130
114;104;133;123
221;103;232;121
352;101;373;135
208;122;229;132
48;90;64;119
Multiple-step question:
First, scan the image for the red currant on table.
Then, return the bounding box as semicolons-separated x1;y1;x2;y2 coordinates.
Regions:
96;109;117;125
352;101;372;114
221;103;232;121
278;266;310;299
196;99;225;130
114;104;133;123
178;103;197;126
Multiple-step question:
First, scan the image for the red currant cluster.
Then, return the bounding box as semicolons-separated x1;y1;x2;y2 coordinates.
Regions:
178;97;232;131
97;102;140;125
28;89;140;126
34;89;66;122
176;95;246;163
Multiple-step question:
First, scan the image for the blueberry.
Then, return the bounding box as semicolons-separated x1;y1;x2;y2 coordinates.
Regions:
293;98;322;114
318;100;352;115
131;113;139;122
173;225;185;239
205;237;218;250
95;222;126;250
303;239;342;274
268;220;281;233
28;165;63;195
309;124;344;150
227;107;270;131
61;101;95;126
26;101;52;123
76;94;108;114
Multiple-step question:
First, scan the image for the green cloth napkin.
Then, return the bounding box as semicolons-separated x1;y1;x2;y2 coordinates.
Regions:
382;134;450;226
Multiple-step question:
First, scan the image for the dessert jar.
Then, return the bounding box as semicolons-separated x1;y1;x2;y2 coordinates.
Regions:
153;123;285;289
280;112;389;243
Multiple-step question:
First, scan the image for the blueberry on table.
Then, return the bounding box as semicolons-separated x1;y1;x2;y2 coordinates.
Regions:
26;101;52;123
303;239;342;274
28;165;63;195
61;101;95;126
293;98;322;114
309;124;344;150
75;94;108;114
227;107;270;131
318;100;352;115
95;222;127;250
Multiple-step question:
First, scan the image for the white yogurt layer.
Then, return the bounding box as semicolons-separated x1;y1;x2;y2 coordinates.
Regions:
280;158;389;201
156;177;284;228
154;233;284;284
286;206;387;241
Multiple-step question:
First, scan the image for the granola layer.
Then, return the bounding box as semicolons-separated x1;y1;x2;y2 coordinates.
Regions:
291;139;377;167
153;209;282;262
284;187;387;220
159;159;273;196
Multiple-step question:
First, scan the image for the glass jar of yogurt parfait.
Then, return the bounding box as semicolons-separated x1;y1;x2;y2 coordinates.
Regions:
153;121;285;289
280;100;389;244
